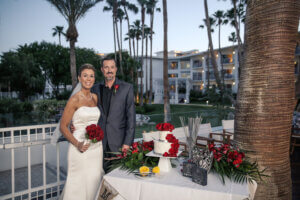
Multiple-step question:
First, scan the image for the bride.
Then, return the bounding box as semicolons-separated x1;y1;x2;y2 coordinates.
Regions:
58;64;104;200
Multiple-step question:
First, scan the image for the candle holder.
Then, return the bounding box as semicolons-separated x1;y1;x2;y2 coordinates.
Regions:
182;161;195;177
191;166;207;186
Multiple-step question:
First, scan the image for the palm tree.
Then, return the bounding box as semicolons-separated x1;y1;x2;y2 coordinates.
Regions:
52;26;65;45
226;0;246;78
203;0;223;94
162;0;170;122
144;26;152;102
46;0;102;88
125;28;136;59
213;10;228;87
146;0;160;104
137;0;148;106
235;1;299;199
199;17;215;91
116;7;125;74
120;0;138;57
103;0;124;75
228;32;237;45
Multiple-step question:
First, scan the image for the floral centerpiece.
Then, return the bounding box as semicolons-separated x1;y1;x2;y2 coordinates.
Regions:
109;140;159;172
208;143;267;184
156;122;175;132
85;124;104;143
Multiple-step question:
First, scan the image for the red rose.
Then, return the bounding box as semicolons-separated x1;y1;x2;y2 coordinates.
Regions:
132;142;138;149
114;84;120;94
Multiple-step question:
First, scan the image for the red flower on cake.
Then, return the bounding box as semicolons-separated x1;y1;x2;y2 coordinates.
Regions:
155;123;175;132
85;124;104;143
163;134;179;157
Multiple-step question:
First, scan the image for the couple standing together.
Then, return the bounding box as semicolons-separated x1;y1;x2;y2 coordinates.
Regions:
58;57;136;199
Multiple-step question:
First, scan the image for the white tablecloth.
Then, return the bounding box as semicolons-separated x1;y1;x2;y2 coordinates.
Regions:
97;164;256;200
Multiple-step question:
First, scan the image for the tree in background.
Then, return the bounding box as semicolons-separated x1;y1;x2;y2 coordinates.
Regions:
203;0;223;95
46;0;102;88
137;0;148;106
0;51;45;101
235;0;299;198
162;0;170;122
146;0;160;104
120;0;139;57
212;10;228;86
52;26;65;45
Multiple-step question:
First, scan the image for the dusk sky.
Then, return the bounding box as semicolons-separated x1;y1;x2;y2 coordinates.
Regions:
0;0;243;55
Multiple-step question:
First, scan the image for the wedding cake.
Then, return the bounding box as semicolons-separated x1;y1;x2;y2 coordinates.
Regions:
153;123;179;157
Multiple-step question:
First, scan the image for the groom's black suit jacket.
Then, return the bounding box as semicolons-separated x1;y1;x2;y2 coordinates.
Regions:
91;78;136;152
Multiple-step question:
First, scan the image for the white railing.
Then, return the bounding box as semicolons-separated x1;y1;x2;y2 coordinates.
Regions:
0;124;67;200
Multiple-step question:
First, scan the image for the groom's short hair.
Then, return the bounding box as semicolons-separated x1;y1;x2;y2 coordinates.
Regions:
101;56;116;67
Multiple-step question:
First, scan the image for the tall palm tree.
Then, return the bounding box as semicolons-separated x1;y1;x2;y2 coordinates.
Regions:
52;26;65;45
203;0;223;94
125;28;136;59
46;0;102;88
120;0;138;57
226;0;246;78
162;0;170;122
104;0;124;75
235;0;299;199
146;0;160;104
228;32;237;45
199;17;215;91
137;0;148;106
213;10;228;87
144;26;152;102
116;7;125;74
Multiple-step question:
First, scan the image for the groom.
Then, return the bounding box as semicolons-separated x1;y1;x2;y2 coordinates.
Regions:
91;57;136;171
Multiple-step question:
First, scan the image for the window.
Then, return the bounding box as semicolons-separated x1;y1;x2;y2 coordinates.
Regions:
206;71;215;80
222;69;233;79
181;71;191;78
193;72;202;80
193;60;202;68
168;73;178;78
180;61;190;69
169;61;178;69
193;85;203;91
222;54;234;64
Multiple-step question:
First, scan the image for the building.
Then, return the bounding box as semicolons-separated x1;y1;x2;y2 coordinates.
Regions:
140;45;239;104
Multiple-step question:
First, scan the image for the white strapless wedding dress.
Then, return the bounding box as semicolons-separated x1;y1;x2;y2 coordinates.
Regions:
60;106;104;200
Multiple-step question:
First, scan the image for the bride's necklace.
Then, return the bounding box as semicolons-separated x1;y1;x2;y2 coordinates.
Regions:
80;91;93;101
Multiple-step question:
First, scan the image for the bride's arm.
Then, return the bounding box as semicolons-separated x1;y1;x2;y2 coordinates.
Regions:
60;96;88;152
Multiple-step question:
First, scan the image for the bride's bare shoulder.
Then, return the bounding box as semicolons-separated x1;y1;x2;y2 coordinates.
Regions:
67;92;81;106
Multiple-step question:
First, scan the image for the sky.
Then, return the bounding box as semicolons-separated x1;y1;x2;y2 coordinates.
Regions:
0;0;242;55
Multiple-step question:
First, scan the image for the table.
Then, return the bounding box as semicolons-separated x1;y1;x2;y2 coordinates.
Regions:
96;163;256;200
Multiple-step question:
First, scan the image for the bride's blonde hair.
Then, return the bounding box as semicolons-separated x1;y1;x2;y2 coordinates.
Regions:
78;63;96;76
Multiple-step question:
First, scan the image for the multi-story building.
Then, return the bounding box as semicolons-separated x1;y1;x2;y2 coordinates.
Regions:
140;44;300;104
140;45;239;104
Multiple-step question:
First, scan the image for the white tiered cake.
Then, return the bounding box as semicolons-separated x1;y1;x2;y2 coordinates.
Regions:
153;131;173;155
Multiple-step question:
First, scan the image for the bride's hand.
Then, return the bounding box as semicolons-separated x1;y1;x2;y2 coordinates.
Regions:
77;141;90;152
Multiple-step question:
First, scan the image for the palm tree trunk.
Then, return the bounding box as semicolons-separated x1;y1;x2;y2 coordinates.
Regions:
163;0;170;122
133;37;136;60
124;6;132;57
113;17;117;62
145;35;148;103
140;7;145;106
218;22;224;87
69;40;77;88
204;0;222;93
149;9;154;105
59;33;61;46
233;0;243;79
207;46;210;89
235;1;299;199
115;19;123;75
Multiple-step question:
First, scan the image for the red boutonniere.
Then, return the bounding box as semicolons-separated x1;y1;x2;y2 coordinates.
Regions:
114;84;120;94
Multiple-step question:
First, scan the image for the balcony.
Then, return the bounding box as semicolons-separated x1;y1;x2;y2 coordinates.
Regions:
0;124;67;200
224;74;234;80
222;58;235;65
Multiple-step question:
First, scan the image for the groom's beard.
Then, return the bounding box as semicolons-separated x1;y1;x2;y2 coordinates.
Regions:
105;76;114;81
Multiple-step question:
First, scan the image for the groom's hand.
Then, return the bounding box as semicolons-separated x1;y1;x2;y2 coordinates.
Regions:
122;144;130;152
70;122;75;133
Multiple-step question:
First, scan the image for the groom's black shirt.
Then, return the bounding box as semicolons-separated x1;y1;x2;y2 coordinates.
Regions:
101;85;113;116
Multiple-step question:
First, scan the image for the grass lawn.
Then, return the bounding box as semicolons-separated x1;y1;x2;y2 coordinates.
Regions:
135;104;234;138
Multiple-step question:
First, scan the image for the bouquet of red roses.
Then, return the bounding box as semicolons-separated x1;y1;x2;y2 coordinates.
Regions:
156;123;175;132
208;143;266;184
85;124;104;143
109;140;159;172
